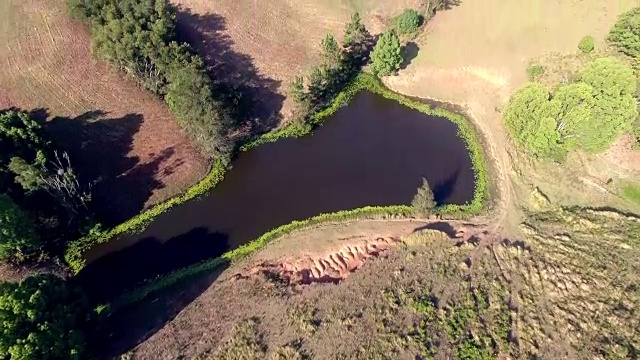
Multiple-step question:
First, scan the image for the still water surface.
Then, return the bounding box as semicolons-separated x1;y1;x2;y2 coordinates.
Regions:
78;91;475;300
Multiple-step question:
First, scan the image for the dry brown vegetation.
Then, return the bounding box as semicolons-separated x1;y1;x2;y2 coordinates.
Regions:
0;0;208;222
107;207;638;359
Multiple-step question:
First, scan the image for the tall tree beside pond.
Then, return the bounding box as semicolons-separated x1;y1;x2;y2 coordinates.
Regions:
370;31;403;77
0;194;41;263
0;274;89;360
412;177;436;216
342;12;371;68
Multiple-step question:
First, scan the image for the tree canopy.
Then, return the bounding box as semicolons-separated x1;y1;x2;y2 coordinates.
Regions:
608;7;640;58
69;0;233;159
0;274;89;360
504;57;638;158
370;31;403;77
0;195;41;263
394;8;423;35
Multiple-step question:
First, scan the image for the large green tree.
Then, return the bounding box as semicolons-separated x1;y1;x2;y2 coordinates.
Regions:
503;83;562;159
505;57;638;157
370;31;403;77
608;7;640;58
0;195;41;263
0;274;89;360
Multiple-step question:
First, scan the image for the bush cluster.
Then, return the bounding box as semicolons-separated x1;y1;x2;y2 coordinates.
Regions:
69;0;233;160
505;57;637;159
394;8;423;35
578;35;595;53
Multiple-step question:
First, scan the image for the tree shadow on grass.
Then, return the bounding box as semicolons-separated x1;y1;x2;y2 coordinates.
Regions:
174;7;285;135
42;110;178;226
400;42;420;70
80;227;231;358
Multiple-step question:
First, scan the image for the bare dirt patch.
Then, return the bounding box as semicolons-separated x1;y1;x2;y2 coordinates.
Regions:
246;236;401;286
0;0;208;222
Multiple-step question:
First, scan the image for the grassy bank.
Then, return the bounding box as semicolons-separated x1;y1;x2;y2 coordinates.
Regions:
69;73;490;308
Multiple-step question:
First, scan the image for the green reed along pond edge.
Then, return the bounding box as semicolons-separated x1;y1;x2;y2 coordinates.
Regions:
67;73;490;307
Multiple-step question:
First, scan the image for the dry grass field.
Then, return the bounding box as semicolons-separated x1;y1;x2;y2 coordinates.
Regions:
170;0;423;122
0;0;208;222
108;207;639;359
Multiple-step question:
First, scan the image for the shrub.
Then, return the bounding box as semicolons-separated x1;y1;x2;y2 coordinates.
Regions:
394;8;423;35
0;194;41;263
411;177;436;216
370;31;403;77
578;35;595;53
526;64;545;80
0;274;89;360
608;7;640;57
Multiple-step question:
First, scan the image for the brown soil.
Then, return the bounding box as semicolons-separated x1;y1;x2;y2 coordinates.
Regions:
0;0;208;222
246;236;401;286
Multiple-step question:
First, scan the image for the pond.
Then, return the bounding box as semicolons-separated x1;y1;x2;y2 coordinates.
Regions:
77;91;476;301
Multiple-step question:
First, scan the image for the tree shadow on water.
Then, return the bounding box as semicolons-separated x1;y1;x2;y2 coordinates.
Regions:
174;7;285;134
433;168;460;205
90;261;230;359
42;111;174;225
80;227;231;358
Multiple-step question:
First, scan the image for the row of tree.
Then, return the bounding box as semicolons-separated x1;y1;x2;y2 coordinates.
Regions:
0;110;93;264
289;13;372;120
69;0;234;160
504;57;638;159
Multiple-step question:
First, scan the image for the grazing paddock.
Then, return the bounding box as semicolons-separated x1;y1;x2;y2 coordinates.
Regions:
171;0;423;122
0;0;208;223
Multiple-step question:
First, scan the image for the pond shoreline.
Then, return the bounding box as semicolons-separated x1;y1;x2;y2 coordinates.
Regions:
66;73;490;311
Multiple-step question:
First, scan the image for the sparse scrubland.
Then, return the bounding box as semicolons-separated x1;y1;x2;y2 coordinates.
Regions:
2;0;640;359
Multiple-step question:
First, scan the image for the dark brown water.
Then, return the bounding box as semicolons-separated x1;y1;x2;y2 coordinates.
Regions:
77;91;475;301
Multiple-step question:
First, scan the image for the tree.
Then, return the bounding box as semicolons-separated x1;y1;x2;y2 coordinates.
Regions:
370;31;403;77
575;57;638;152
0;194;41;263
504;57;638;158
7;157;44;193
394;9;423;35
412;177;436;216
608;7;640;58
503;83;563;159
342;12;370;67
0;274;89;360
321;34;342;68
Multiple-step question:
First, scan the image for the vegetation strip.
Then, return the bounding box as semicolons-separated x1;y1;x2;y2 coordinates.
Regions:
92;73;489;313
